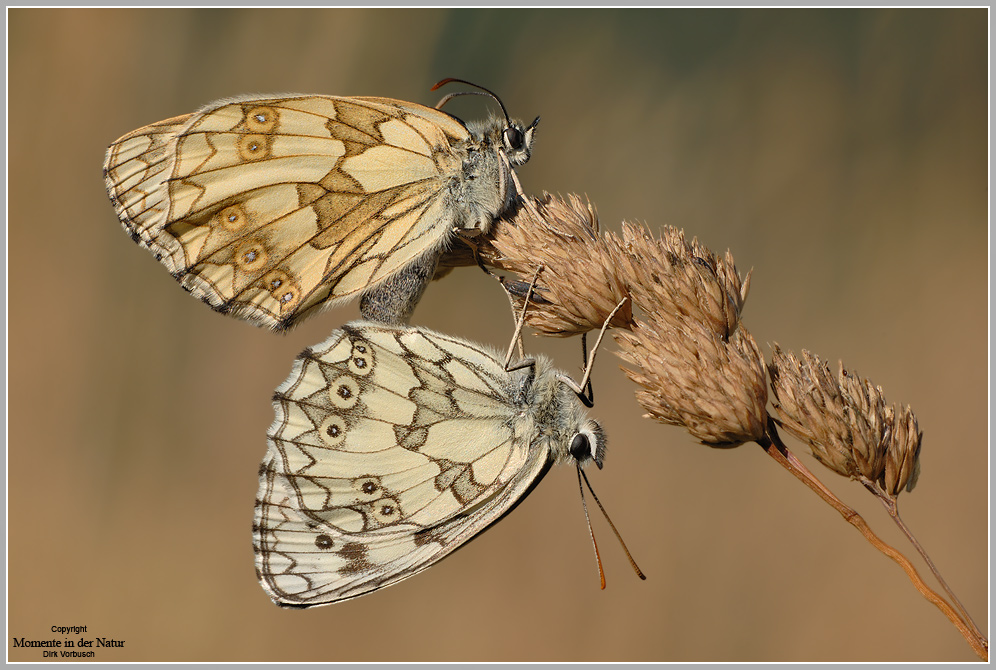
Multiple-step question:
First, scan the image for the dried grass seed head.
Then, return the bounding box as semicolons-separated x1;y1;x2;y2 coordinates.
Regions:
884;404;922;495
611;222;751;339
768;345;922;497
616;317;769;446
481;193;633;336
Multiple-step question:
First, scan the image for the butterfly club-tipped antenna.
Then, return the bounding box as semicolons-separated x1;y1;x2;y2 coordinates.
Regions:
432;77;539;163
432;77;513;127
492;272;642;590
576;466;607;590
575;463;647;589
432;77;542;222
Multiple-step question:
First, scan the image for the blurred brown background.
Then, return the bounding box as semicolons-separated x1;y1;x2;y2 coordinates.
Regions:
8;8;987;662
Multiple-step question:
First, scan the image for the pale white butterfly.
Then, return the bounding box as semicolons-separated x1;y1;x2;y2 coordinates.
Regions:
252;319;613;607
103;79;539;328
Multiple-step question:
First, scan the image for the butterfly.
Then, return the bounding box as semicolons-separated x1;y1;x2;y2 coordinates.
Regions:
103;79;539;328
252;319;608;607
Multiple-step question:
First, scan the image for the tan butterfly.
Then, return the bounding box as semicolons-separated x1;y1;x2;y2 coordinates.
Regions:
103;79;539;328
253;319;613;607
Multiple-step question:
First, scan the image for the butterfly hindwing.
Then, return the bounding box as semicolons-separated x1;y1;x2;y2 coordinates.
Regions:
104;96;481;330
254;452;552;606
254;322;555;606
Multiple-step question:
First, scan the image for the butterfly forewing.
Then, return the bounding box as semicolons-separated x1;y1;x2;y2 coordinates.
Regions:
105;94;515;329
254;322;554;606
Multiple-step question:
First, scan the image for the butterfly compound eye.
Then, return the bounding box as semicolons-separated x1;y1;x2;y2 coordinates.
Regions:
569;433;593;463
503;126;524;151
577;421;606;469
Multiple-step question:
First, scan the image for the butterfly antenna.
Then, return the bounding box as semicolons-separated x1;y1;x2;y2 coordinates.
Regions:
433;90;489;110
432;78;512;127
503;265;544;370
432;79;541;222
579;467;647;581
577;466;607;590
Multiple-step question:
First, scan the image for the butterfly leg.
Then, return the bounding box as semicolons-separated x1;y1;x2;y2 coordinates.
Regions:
579;332;593;405
556;297;629;407
453;230;552;347
359;253;439;325
502;265;544;370
507;164;543;223
452;229;502;282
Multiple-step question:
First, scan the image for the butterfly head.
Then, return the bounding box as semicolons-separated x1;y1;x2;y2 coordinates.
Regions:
432;77;538;167
502;116;540;167
569;418;606;470
534;359;607;470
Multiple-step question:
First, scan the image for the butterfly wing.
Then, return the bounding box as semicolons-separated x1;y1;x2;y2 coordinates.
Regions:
104;96;473;330
253;322;553;606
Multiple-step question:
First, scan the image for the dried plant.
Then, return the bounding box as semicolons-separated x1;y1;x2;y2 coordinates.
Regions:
616;321;767;445
768;346;923;498
456;191;987;660
449;193;632;335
